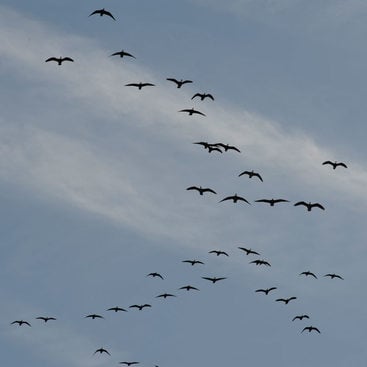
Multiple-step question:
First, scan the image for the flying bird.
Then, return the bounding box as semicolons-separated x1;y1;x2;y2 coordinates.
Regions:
300;271;318;279
179;285;199;291
207;146;223;153
94;348;111;355
125;82;155;90
213;143;240;152
219;194;250;204
191;93;214;101
119;362;140;366
186;186;217;195
179;108;206;116
324;273;344;280
201;276;227;283
107;306;127;312
85;314;104;320
255;287;277;295
209;250;229;257
156;293;176;299
89;8;116;20
11;320;31;327
238;170;263;181
45;57;74;65
302;326;320;333
110;50;135;58
292;315;310;321
147;272;164;279
250;259;271;266
129;304;152;310
255;198;289;206
275;297;297;304
294;201;325;211
36;316;56;323
182;259;204;266
166;78;193;88
322;161;347;169
238;247;260;256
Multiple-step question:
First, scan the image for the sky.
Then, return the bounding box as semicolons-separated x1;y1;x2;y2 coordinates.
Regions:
1;1;367;366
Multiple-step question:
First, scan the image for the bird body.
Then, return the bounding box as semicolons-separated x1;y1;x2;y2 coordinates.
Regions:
89;8;116;20
255;287;277;295
276;297;297;304
186;186;217;195
45;57;74;65
11;320;31;326
300;271;318;279
255;198;289;206
250;259;271;266
110;50;135;58
238;247;260;256
293;315;310;321
294;201;325;211
156;293;176;299
166;78;193;88
36;316;56;322
324;273;344;280
125;83;155;90
182;259;204;266
179;108;205;116
107;306;127;312
85;314;104;319
322;161;347;169
209;250;229;257
238;170;263;181
119;362;140;366
179;285;199;291
201;276;227;283
129;304;152;310
302;326;320;333
94;348;111;355
147;272;164;279
191;93;214;101
220;194;250;204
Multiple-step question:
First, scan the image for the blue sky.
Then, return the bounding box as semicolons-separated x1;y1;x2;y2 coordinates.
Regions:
1;1;366;366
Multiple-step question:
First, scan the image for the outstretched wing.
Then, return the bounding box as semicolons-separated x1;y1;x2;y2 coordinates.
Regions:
45;57;59;63
103;10;116;20
191;93;203;100
336;162;348;168
294;201;308;207
202;188;217;194
311;203;325;210
192;109;206;116
322;161;333;166
166;78;179;84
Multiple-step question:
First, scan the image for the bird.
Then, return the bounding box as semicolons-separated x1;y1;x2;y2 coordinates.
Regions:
45;57;74;65
292;315;310;321
193;141;212;149
209;250;229;257
85;314;104;320
238;170;263;181
129;304;152;310
324;273;344;280
147;272;164;279
125;83;155;90
11;320;31;327
89;8;116;20
302;326;320;333
110;50;135;58
179;108;206;116
107;306;127;312
250;259;271;266
219;194;250;204
191;93;214;101
213;143;240;152
166;78;193;88
255;287;277;295
300;271;318;279
255;198;289;206
186;186;217;195
238;247;260;256
94;348;111;355
294;201;325;211
275;297;297;304
156;293;176;299
119;362;140;366
36;316;56;323
322;161;347;170
201;276;227;283
182;259;204;266
179;285;199;291
207;146;223;153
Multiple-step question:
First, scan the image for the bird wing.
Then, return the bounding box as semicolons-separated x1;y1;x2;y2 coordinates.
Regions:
181;80;193;85
322;161;333;166
337;162;348;168
219;196;232;202
125;83;139;87
103;10;116;20
274;199;289;203
276;298;285;302
237;196;251;204
227;145;241;152
268;287;277;291
206;94;215;100
292;316;301;321
45;57;59;62
238;171;250;177
191;93;202;100
186;186;199;191
255;289;266;293
202;188;217;194
294;201;308;207
62;57;74;62
255;199;270;204
166;78;179;84
192;109;206;116
89;9;101;16
253;173;263;181
110;51;122;56
311;203;325;210
202;277;214;281
289;297;297;301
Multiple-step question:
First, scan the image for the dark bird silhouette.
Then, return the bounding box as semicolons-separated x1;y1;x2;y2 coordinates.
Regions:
119;362;140;366
238;247;260;256
11;320;31;327
179;108;205;116
94;348;111;355
107;306;127;312
239;170;263;181
45;57;74;65
219;194;250;204
129;304;152;310
209;250;229;257
276;297;297;304
202;276;227;283
193;141;212;149
85;314;104;320
156;293;176;299
324;273;344;280
293;315;310;321
166;78;192;88
213;143;241;153
89;8;116;20
302;326;320;333
125;82;155;90
255;287;277;295
250;259;271;266
36;316;56;323
110;50;135;58
300;271;318;279
294;201;325;211
191;93;214;101
322;161;347;169
182;259;204;266
255;198;289;206
179;285;199;291
208;146;222;153
186;186;217;195
147;272;164;279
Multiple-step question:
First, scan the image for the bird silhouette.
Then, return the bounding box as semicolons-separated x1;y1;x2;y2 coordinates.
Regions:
191;93;214;101
275;297;297;304
179;285;199;291
166;78;193;88
36;316;56;323
300;271;318;279
255;287;277;295
294;201;325;211
107;306;127;312
94;348;111;355
89;8;116;20
11;320;31;326
119;362;140;366
125;83;155;90
213;143;240;152
322;161;347;169
292;315;310;321
302;326;320;333
219;194;250;204
182;259;204;266
209;250;229;257
129;304;152;310
110;50;135;58
238;170;263;181
193;141;212;149
207;146;223;153
179;108;206;116
250;259;271;266
324;273;344;280
85;314;104;320
186;186;217;195
156;293;176;299
255;198;289;206
201;276;227;283
147;272;164;279
238;247;260;256
45;57;74;65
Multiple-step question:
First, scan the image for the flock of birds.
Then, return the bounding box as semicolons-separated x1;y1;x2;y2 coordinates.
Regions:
11;5;349;365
